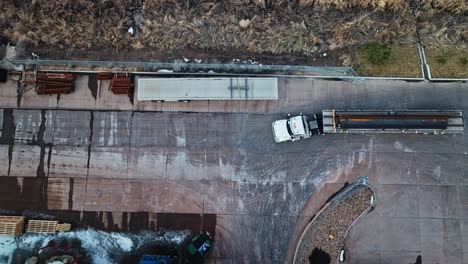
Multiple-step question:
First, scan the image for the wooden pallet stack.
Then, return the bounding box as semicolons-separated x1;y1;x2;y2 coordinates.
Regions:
0;216;25;236
56;223;72;232
26;220;59;234
110;73;133;95
36;72;75;95
26;220;72;234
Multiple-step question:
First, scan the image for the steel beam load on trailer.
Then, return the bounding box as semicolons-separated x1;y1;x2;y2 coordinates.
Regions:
136;77;278;101
322;110;464;134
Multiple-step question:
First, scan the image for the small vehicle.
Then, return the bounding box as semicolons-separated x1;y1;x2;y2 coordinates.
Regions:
186;232;213;257
272;113;319;143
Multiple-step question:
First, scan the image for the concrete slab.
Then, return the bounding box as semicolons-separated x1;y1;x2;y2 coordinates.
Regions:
57;75;95;109
203;180;238;214
345;251;381;264
162;101;210;113
93;111;132;147
212;214;294;261
122;179;165;212
166;113;209;148
420;218;462;264
126;147;166;179
344;212;381;253
205;100;241;113
206;151;233;181
48;146;88;178
165;149;207;181
88;147;129;179
0;145;10;176
378;217;420;252
47;177;72;210
130;112;171;147
95;80;133;111
132;100;160;112
69;178;87;211
380;251;420;264
254;182;314;216
374;152;417;184
163;179;205;214
461;219;468;264
462;155;468;186
418;185;459;218
0;80;19;108
414;153;464;185
375;134;466;155
20;92;58;109
49;110;91;146
83;178;125;212
458;186;468;219
9;145;42;177
13;109;42;143
376;184;419;218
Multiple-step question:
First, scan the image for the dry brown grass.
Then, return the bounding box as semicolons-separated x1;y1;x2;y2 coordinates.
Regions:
2;0;132;50
0;0;466;60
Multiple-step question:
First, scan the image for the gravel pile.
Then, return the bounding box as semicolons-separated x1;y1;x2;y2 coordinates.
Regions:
295;186;373;264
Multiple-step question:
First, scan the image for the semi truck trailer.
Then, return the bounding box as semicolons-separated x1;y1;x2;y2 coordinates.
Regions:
272;110;464;143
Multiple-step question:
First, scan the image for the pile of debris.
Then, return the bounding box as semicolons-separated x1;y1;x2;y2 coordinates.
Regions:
294;183;375;264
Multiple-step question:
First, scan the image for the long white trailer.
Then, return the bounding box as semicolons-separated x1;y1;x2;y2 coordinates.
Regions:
136;77;278;101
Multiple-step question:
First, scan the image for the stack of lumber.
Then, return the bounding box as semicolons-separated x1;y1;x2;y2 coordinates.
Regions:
26;220;72;234
0;216;25;236
110;73;133;95
55;223;72;232
36;72;75;94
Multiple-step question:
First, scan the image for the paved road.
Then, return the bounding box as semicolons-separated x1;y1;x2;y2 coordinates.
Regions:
0;78;467;263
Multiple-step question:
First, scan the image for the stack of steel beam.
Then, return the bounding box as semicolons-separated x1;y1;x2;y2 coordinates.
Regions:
36;72;74;94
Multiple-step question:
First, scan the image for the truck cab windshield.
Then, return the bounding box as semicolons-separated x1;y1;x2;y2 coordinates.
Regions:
286;120;294;136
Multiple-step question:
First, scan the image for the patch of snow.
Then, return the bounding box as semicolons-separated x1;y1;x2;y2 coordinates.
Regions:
157;69;173;73
0;228;190;264
128;27;134;34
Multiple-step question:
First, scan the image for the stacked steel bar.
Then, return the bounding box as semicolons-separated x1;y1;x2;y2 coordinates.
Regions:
110;73;133;95
322;110;464;134
36;72;74;94
96;72;113;80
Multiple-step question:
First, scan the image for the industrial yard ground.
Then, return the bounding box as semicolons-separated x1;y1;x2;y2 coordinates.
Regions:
0;78;467;263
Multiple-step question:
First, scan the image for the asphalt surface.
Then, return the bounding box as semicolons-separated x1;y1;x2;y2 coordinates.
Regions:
0;78;467;263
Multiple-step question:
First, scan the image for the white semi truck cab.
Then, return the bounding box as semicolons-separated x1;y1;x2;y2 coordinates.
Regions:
272;114;319;143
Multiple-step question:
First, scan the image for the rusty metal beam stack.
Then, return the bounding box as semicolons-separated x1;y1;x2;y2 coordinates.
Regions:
96;72;113;80
110;73;133;95
36;72;75;95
